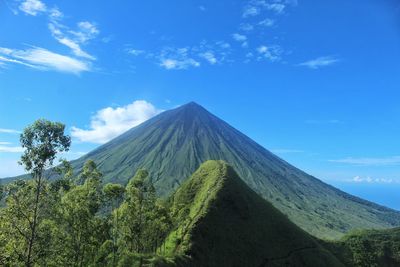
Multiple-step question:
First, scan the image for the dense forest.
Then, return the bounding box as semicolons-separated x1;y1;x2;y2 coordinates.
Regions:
0;120;173;266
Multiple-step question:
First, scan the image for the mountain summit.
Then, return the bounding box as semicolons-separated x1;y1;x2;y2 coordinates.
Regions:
12;102;400;238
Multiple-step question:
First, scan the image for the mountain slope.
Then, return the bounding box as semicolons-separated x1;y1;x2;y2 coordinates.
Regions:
4;102;400;239
163;160;343;266
323;227;400;266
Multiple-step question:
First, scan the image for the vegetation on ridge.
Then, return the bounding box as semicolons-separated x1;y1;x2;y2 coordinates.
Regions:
2;118;400;267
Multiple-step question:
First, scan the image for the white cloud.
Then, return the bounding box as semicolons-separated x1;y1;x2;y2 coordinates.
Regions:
259;18;275;27
159;47;200;70
127;49;145;56
198;5;206;11
49;30;95;60
0;142;11;145
160;58;200;70
71;100;162;144
232;33;247;42
265;3;285;14
351;176;399;184
247;0;294;15
0;46;91;74
256;45;282;62
48;21;98;60
5;2;98;73
125;40;230;71
330;156;400;166
0;145;24;153
70;21;99;43
299;56;339;69
49;7;63;19
19;0;46;16
199;51;217;65
243;6;260;17
0;128;21;134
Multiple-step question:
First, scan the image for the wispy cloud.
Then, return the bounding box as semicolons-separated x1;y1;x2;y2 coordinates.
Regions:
329;156;400;166
125;40;232;70
243;6;260;18
19;0;46;16
232;33;248;47
0;128;21;134
265;3;286;14
0;145;24;153
48;21;99;60
259;18;275;27
71;100;162;144
126;49;145;56
256;45;282;62
232;33;247;42
199;51;218;65
125;0;296;69
245;0;297;16
4;0;99;74
0;46;91;74
159;47;200;70
298;56;340;69
0;142;12;145
350;176;400;184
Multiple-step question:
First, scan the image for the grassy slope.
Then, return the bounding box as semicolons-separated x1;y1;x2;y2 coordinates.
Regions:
163;160;343;267
323;228;400;267
4;102;400;239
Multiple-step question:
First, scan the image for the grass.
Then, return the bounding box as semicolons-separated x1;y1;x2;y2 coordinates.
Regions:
161;160;343;266
323;227;400;267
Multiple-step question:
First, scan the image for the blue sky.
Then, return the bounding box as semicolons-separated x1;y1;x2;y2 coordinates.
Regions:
1;0;400;209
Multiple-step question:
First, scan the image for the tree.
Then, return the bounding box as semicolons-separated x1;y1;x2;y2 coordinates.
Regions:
103;183;125;266
18;119;71;267
57;160;105;267
116;169;171;257
77;159;102;185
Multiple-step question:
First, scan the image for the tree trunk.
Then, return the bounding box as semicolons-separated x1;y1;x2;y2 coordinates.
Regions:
26;172;42;267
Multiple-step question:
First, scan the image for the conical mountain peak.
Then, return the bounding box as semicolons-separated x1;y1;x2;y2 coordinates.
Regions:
172;101;211;118
180;101;203;108
57;103;400;238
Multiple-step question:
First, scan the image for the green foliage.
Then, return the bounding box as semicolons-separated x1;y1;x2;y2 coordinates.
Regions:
116;169;172;255
2;155;399;267
6;119;72;267
77;159;102;185
163;160;344;266
325;228;400;267
20;119;71;174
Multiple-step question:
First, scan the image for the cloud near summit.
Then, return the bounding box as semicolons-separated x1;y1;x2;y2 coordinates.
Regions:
71;100;161;144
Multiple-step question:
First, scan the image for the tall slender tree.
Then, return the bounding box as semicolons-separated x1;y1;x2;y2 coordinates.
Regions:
19;119;70;267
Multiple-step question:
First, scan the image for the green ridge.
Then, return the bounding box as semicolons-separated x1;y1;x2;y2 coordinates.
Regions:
163;160;343;266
